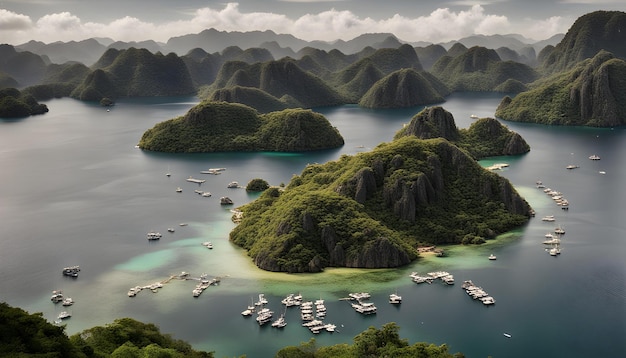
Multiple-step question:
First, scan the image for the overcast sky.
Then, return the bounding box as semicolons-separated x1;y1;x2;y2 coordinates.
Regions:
0;1;623;45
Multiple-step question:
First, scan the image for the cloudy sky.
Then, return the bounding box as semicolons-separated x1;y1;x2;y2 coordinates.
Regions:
0;0;623;45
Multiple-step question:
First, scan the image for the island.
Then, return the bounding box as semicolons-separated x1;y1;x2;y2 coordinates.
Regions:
138;101;344;153
230;107;531;273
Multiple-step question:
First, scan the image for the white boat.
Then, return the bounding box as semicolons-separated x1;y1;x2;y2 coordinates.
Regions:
566;164;579;169
62;297;74;306
541;215;556;222
227;181;239;188
503;333;512;338
348;292;370;300
481;296;496;305
488;254;497;260
186;176;206;184
554;226;565;235
271;314;287;328
543;237;561;245
176;187;182;192
202;192;212;197
470;114;479;119
167;228;175;233
147;231;162;240
50;290;64;303
179;223;188;226
549;246;560;256
389;293;402;304
589;154;601;160
57;311;71;320
201;241;213;249
200;168;226;175
442;274;455;285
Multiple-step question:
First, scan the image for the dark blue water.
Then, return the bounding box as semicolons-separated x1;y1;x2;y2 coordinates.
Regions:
1;93;624;358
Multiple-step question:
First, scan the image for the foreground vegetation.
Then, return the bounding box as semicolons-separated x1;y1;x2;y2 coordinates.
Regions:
277;322;464;358
0;302;213;357
0;302;463;358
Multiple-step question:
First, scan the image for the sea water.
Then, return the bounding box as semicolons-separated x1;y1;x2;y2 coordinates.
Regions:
0;93;624;357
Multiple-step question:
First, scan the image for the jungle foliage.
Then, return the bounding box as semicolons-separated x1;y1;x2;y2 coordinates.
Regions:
0;87;49;118
276;322;464;358
138;101;344;153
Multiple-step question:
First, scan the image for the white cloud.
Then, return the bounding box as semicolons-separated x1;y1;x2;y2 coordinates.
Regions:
0;9;32;31
520;16;570;41
1;2;568;45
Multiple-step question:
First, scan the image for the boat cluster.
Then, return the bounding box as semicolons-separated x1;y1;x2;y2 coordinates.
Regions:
461;280;496;305
348;292;377;315
50;290;75;323
242;293;338;333
409;271;455;285
127;271;222;298
537;181;569;210
147;231;162;240
192;274;220;297
62;265;80;277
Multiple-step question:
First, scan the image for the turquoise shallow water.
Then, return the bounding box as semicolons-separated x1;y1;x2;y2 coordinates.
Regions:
1;94;624;357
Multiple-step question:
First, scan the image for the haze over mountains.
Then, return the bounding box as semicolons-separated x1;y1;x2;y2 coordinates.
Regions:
1;10;625;126
14;29;562;67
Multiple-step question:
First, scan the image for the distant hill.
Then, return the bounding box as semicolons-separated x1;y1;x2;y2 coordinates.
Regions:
496;50;626;127
430;46;538;92
541;10;626;74
230;120;530;272
208;57;345;109
16;38;106;66
138;101;344;152
359;69;449;108
0;44;48;87
71;48;195;101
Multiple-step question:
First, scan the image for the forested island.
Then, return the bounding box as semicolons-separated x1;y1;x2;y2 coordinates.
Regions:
0;302;463;358
138;101;344;152
230;107;531;273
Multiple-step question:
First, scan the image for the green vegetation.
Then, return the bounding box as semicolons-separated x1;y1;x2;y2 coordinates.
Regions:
0;87;49;118
0;302;213;357
276;322;464;358
431;46;538;92
394;106;530;159
358;69;449;108
2;302;464;358
246;178;270;191
138;101;344;153
230;134;530;273
540;10;626;74
0;302;81;357
71;48;195;102
496;51;626;127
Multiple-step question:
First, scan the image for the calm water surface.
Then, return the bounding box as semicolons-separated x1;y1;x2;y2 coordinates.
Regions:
1;93;624;358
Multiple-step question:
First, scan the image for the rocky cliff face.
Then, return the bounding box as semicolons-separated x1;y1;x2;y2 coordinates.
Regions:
230;121;531;273
497;50;626;127
399;106;460;141
541;10;626;74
